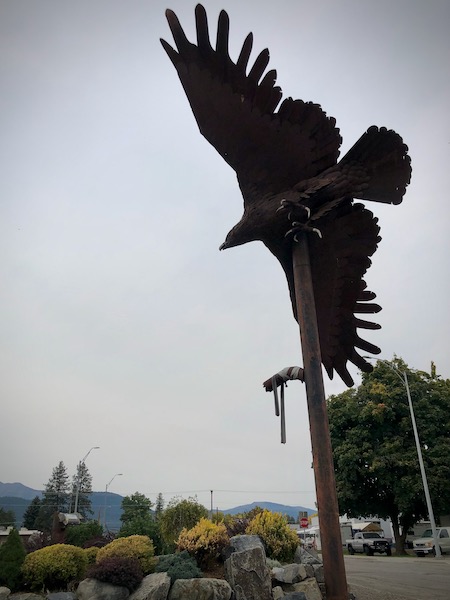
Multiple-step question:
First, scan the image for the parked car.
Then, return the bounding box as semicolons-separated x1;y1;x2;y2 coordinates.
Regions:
413;527;450;556
346;531;391;556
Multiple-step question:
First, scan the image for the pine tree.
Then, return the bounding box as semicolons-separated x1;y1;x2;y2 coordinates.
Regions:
35;461;70;532
155;493;164;519
71;461;93;517
0;527;26;591
22;496;41;529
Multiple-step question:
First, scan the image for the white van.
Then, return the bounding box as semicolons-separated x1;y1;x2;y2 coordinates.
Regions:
412;527;450;556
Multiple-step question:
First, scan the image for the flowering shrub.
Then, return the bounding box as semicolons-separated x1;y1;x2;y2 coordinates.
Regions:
96;535;156;574
22;544;88;591
245;510;298;562
87;556;143;591
177;518;229;569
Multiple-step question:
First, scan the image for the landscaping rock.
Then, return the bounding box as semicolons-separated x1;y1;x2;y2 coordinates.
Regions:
129;573;170;600
272;586;284;600
224;547;272;600
76;578;129;600
290;578;322;600
47;594;77;600
8;595;43;600
272;564;307;584
168;578;231;600
0;587;10;600
283;593;307;600
294;547;322;566
311;563;324;584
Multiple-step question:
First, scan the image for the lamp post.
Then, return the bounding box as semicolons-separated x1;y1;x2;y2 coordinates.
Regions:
74;446;99;515
372;359;441;558
104;473;123;529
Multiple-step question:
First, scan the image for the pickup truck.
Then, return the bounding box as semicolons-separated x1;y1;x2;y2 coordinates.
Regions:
346;532;391;556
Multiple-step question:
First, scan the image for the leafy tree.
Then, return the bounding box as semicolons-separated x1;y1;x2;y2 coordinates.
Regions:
0;507;16;528
0;527;26;591
65;521;104;547
71;461;93;517
328;358;450;553
35;461;70;532
22;496;41;529
118;492;163;553
159;496;208;551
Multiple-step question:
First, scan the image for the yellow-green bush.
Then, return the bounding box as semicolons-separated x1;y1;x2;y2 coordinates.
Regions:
177;518;229;569
83;546;99;565
245;510;298;562
22;544;88;591
96;535;156;574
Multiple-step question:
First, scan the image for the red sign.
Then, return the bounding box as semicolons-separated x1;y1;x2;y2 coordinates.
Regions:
300;517;309;528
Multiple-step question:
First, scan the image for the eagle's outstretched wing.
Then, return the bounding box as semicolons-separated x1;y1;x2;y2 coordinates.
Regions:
161;4;342;198
162;5;410;386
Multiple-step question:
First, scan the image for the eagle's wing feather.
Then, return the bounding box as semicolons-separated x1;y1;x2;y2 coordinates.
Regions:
161;5;342;197
265;202;381;386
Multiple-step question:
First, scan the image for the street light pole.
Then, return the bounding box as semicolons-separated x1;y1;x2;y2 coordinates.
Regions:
104;473;123;529
374;360;441;558
73;446;100;515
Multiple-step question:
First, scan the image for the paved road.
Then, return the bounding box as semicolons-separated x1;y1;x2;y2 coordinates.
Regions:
344;554;450;600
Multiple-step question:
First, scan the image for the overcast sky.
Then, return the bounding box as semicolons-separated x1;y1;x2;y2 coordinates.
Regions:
1;0;449;513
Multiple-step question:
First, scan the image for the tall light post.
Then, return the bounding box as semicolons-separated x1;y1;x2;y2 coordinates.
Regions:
371;359;441;558
104;473;123;529
74;446;100;515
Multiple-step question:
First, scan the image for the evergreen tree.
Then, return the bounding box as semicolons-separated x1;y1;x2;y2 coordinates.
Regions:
155;493;164;519
0;507;15;528
71;461;93;517
35;461;70;532
22;496;41;529
0;527;26;591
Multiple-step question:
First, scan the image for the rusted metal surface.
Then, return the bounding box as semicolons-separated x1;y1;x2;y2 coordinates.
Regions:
293;234;348;599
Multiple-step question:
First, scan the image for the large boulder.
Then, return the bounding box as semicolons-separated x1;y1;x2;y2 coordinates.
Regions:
293;547;321;566
6;595;43;600
168;578;231;600
0;587;9;600
128;573;170;600
47;594;77;600
76;578;129;600
224;547;272;600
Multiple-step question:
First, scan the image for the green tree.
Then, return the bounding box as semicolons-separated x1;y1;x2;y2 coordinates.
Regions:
35;461;70;532
0;527;26;591
159;496;208;550
22;496;42;529
71;461;93;517
155;493;164;519
65;521;104;547
118;492;163;553
0;507;16;528
328;358;450;553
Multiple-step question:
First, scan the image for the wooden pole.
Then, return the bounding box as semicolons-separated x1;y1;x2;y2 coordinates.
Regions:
292;234;348;600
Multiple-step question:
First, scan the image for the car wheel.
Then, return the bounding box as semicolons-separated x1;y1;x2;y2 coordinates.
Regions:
386;548;392;556
348;545;355;555
363;545;372;556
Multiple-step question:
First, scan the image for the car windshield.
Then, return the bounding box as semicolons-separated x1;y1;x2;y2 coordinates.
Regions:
421;529;433;538
363;533;381;539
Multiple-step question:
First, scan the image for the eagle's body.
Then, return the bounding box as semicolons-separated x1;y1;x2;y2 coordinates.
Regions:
161;4;411;386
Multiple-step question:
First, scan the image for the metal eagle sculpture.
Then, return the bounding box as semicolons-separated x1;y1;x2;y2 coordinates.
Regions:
161;4;411;387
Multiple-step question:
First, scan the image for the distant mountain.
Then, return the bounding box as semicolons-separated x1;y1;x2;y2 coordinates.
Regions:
0;482;123;531
0;482;43;500
222;501;315;520
1;483;315;530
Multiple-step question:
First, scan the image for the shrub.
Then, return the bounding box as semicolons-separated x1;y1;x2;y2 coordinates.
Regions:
96;535;156;574
0;528;26;591
83;546;99;565
245;510;298;562
87;556;143;592
65;521;104;548
160;497;208;550
22;544;88;591
155;550;202;583
177;518;229;569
